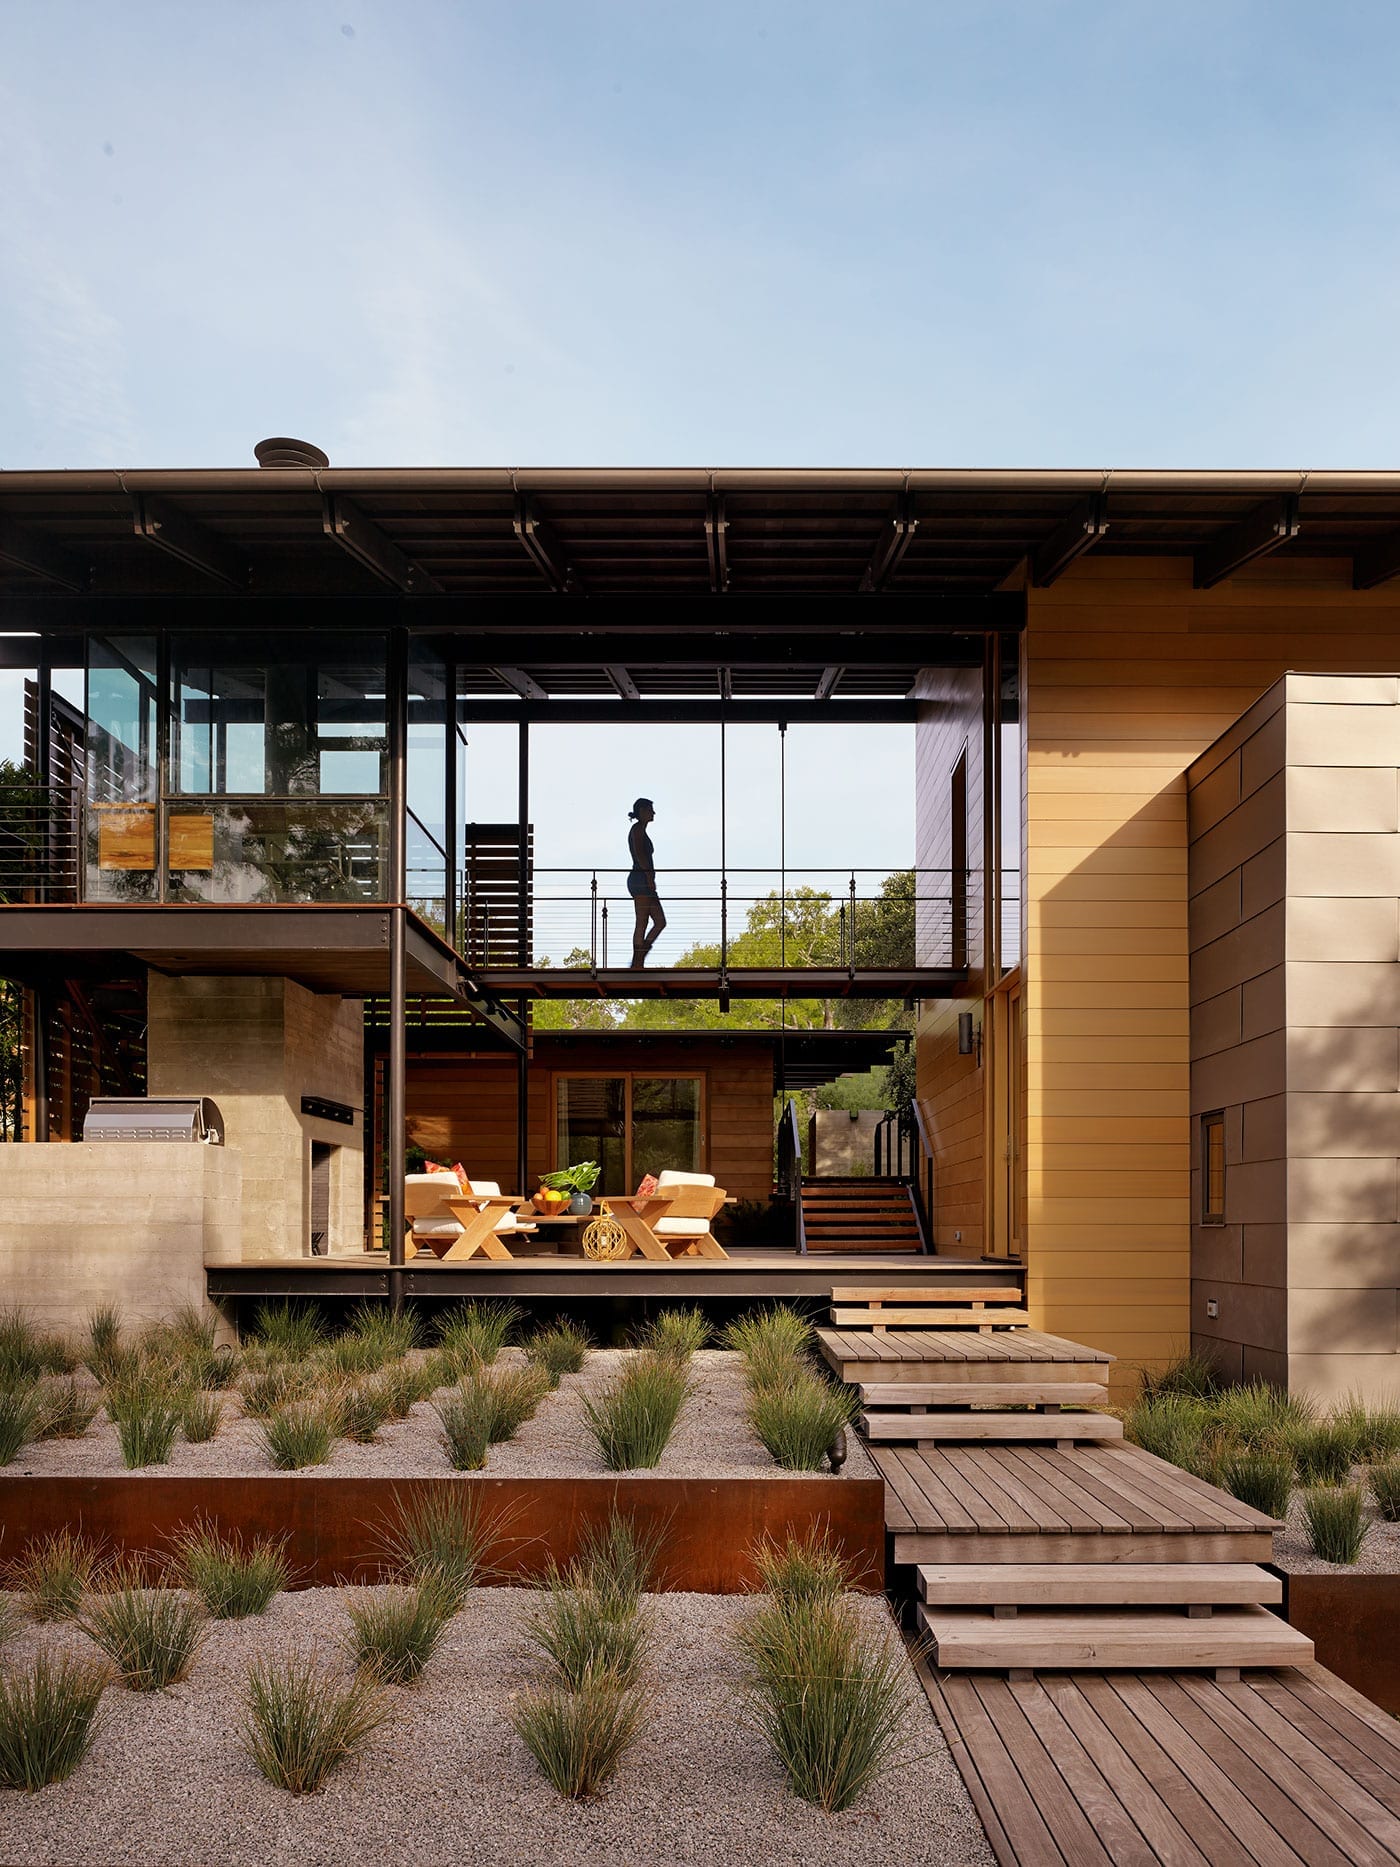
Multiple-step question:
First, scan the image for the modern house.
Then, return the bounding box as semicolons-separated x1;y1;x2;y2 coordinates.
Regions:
3;455;1399;1399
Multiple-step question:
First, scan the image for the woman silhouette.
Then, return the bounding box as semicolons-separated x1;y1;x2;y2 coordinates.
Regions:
626;797;666;967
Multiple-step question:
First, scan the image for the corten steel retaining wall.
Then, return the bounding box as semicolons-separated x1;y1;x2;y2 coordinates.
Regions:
0;1475;886;1594
1279;1571;1400;1714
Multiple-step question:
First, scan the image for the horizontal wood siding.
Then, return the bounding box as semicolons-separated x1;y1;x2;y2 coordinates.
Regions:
1026;555;1400;1388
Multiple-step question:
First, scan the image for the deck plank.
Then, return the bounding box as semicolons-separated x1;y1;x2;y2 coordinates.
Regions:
1269;1672;1400;1788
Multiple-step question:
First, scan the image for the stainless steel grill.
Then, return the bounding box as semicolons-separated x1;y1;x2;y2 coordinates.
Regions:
82;1097;225;1144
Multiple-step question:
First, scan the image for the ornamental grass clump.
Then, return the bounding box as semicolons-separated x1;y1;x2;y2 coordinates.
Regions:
107;1379;182;1470
753;1526;850;1606
84;1305;125;1384
723;1305;813;1392
1222;1451;1294;1521
375;1486;502;1607
433;1364;550;1470
733;1593;911;1814
1303;1485;1368;1565
0;1385;42;1466
343;1578;455;1686
1290;1421;1360;1487
642;1306;708;1361
434;1300;522;1375
1137;1348;1222;1402
242;1653;388;1795
253;1300;324;1361
346;1301;418;1363
1332;1393;1400;1463
510;1674;648;1801
0;1650;110;1790
374;1359;436;1421
0;1306;75;1388
80;1562;205;1691
239;1360;311;1419
525;1319;592;1386
749;1372;858;1472
1211;1378;1314;1452
333;1379;392;1445
582;1351;691;1471
1369;1459;1400;1523
261;1399;337;1471
9;1529;102;1623
35;1376;100;1441
168;1521;289;1619
1124;1393;1214;1474
178;1389;224;1444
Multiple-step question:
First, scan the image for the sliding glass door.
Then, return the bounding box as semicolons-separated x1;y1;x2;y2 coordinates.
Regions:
555;1075;702;1192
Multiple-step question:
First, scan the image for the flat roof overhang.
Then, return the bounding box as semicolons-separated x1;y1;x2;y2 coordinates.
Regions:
8;465;1400;624
0;905;525;1049
475;965;962;1001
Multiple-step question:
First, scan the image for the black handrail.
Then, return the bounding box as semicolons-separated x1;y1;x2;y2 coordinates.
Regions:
870;1102;935;1254
777;1097;806;1255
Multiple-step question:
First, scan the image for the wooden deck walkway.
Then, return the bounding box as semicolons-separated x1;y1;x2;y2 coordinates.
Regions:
874;1442;1280;1565
819;1326;1112;1385
919;1660;1400;1867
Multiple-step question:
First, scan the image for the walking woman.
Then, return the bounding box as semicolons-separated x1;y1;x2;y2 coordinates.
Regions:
626;797;666;967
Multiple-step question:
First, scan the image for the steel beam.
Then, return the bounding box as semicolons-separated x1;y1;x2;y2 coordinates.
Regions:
132;494;250;589
860;495;918;592
513;496;581;593
705;494;730;594
322;494;441;594
605;665;640;700
1194;495;1300;589
814;666;843;699
491;665;548;699
0;515;89;593
1353;533;1400;591
1031;492;1110;586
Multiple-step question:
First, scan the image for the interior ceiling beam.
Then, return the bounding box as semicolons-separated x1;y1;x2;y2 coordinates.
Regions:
1352;533;1400;591
605;665;639;700
322;494;441;594
513;496;582;594
1031;492;1110;587
490;665;548;699
131;494;250;589
0;515;89;593
814;666;843;699
2;592;1024;636
1194;494;1300;590
705;494;730;594
860;494;917;592
451;698;919;725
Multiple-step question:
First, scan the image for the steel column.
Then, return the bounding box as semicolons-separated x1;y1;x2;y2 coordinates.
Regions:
386;628;409;1311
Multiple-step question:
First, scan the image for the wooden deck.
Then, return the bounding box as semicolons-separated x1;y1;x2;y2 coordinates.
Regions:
820;1326;1111;1385
875;1442;1280;1565
919;1660;1400;1867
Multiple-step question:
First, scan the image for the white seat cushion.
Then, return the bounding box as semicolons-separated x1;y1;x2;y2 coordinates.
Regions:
656;1170;715;1188
653;1217;712;1238
410;1216;464;1239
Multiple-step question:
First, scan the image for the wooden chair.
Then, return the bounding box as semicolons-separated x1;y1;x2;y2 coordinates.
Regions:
402;1173;463;1261
441;1181;537;1261
652;1170;728;1259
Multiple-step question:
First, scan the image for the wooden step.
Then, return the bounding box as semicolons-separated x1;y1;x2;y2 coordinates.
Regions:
840;1287;1023;1303
916;1602;1312;1673
861;1381;1111;1408
832;1306;1029;1329
862;1408;1121;1443
806;1241;920;1254
916;1563;1282;1609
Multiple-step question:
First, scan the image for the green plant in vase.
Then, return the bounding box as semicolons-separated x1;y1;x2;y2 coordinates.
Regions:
539;1160;601;1215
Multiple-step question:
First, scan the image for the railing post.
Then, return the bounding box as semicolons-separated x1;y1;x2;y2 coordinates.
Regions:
601;899;609;970
848;871;857;978
720;871;729;980
590;870;598;973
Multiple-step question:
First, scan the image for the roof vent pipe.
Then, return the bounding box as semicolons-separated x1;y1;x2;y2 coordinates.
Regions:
253;437;329;470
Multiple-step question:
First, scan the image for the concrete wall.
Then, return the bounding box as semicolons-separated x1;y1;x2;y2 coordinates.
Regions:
809;1109;882;1177
0;1142;240;1338
147;975;364;1258
1188;673;1400;1402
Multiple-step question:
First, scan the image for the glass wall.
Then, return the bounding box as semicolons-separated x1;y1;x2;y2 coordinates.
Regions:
554;1074;702;1193
998;642;1022;973
82;631;395;906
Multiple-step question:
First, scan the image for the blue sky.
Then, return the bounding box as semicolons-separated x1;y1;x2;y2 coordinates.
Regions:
1;3;1396;909
4;0;1400;470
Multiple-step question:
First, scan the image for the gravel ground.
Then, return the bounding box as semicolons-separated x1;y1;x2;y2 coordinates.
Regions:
0;1587;992;1867
12;1350;875;1483
1272;1468;1400;1575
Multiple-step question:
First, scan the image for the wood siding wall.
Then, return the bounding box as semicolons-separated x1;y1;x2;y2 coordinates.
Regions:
1025;556;1400;1385
384;1039;776;1204
914;665;986;1254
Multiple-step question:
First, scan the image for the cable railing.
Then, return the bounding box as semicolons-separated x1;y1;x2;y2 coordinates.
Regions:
459;867;964;975
0;791;80;903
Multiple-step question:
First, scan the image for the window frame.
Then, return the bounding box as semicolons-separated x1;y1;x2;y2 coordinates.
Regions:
1201;1109;1226;1226
551;1070;707;1192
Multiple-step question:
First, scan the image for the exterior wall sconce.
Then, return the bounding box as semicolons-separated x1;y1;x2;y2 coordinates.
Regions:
957;1012;982;1061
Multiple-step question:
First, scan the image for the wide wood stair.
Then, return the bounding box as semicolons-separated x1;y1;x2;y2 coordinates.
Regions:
819;1308;1314;1683
800;1178;923;1253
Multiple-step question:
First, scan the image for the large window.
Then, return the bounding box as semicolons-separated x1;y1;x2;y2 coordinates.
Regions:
555;1075;703;1193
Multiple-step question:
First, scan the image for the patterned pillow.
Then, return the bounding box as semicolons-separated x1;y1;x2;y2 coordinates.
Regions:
635;1173;659;1200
